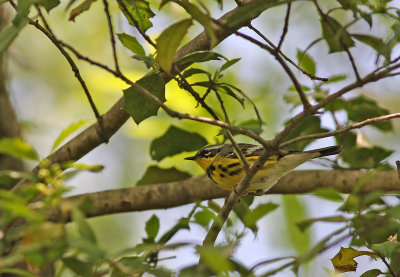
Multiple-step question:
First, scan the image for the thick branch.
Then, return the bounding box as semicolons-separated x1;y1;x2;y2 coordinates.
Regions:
48;170;400;221
12;0;265;191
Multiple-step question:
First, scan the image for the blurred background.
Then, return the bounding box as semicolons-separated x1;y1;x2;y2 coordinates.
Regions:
4;0;400;275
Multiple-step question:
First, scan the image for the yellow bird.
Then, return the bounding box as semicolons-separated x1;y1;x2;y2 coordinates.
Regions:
185;144;342;193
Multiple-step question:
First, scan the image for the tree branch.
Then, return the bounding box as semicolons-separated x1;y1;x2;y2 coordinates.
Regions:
280;112;400;148
12;0;269;191
102;0;120;72
48;170;400;222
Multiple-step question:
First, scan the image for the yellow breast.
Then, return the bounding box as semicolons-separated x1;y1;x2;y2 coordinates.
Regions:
196;155;280;192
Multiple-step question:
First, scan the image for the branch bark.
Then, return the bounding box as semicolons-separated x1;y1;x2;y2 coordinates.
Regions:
0;6;24;174
48;170;400;222
12;0;266;191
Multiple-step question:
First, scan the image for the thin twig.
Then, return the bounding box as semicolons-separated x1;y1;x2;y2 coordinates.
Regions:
261;227;349;276
235;30;312;111
396;161;400;183
377;253;396;277
10;0;101;120
34;5;54;35
174;68;250;170
102;0;120;72
173;69;219;119
248;24;327;81
313;0;361;81
277;2;291;50
345;47;361;81
214;91;250;170
27;19;101;119
116;0;156;48
280;113;400;148
250;256;295;271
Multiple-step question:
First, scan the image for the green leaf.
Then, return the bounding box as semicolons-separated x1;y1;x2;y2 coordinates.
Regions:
51;120;90;152
0;20;27;55
62;257;93;277
0;138;39;161
371;241;400;258
360;269;382;277
68;238;105;262
0;268;39;277
283;116;329;151
178;0;217;47
296;216;348;232
71;209;97;244
182;67;211;78
296;49;316;76
220;58;241;72
194;209;215;227
132;55;156;69
360;12;372;28
68;0;98;21
197;245;234;273
158;217;190;244
137;165;191;186
235;119;263;135
338;131;356;148
123;73;166;124
282;195;310;255
392;22;400;41
13;0;35;26
243;202;278;230
346;95;393;132
175;50;224;68
342;146;393;168
0;191;41;221
233;196;256;232
145;214;160;241
324;74;347;84
226;0;287;27
117;33;146;56
119;0;155;32
336;0;358;10
324;98;347;112
320;15;354;53
312;187;344;202
353;33;391;60
150;126;207;161
156;19;193;72
37;0;60;12
217;85;245;106
0;170;36;186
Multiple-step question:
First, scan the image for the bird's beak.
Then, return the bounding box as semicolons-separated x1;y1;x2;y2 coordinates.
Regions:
184;155;196;160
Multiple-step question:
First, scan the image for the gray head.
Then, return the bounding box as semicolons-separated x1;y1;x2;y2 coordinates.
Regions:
184;144;226;160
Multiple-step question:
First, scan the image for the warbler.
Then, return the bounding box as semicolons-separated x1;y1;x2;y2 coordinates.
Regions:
185;144;342;192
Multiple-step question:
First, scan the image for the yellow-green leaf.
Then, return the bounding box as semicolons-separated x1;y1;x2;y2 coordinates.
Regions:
178;0;217;47
156;19;192;72
51;120;90;152
331;247;377;273
117;33;146;56
0;138;39;161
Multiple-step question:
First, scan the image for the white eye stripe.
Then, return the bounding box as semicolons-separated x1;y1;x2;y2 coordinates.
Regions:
243;146;262;155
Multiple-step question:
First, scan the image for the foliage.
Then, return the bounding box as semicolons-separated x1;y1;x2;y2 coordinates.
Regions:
1;0;400;276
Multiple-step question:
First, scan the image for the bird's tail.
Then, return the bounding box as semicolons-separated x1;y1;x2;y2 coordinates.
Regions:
305;145;343;157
